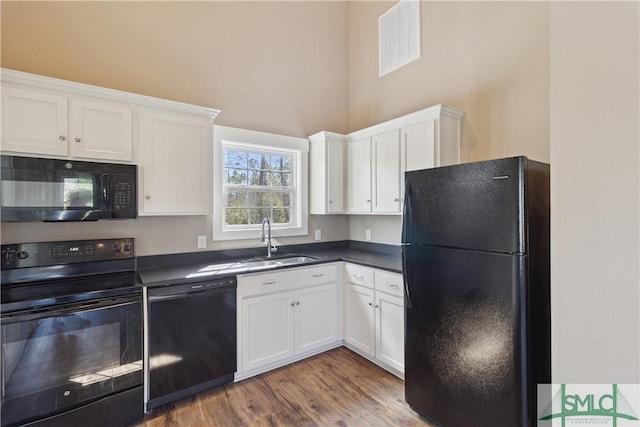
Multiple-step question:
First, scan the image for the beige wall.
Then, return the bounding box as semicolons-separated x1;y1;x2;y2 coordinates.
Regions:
1;1;349;137
0;1;350;255
348;1;550;245
550;2;639;383
348;1;550;163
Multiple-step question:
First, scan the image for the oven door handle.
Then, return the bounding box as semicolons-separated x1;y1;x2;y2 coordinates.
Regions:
1;296;139;324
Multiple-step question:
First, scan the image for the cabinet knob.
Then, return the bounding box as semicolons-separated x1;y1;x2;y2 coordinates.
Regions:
366;199;371;203
329;200;333;204
394;197;400;202
375;304;380;309
290;302;295;307
145;194;151;200
74;137;81;143
368;302;373;306
59;136;66;141
296;301;300;306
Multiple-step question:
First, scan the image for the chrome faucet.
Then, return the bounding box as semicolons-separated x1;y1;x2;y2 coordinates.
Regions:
260;218;278;258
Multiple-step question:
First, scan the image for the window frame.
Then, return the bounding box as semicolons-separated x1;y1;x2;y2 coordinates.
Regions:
213;125;309;242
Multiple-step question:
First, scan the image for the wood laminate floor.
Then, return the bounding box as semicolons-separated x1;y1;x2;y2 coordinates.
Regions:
140;347;434;427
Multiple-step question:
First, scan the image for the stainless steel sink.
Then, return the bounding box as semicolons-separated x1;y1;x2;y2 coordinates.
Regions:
185;255;319;279
239;255;318;271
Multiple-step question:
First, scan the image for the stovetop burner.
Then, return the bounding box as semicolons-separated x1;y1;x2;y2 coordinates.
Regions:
1;238;139;313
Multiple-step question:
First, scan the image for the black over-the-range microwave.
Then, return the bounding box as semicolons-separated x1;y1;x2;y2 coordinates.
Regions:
1;155;137;222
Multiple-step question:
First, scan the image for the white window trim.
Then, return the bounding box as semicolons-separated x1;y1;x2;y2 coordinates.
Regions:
213;125;309;242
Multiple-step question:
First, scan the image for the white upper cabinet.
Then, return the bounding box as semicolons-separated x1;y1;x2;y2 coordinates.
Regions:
343;104;463;215
2;86;69;157
1;68;221;217
139;107;213;216
372;130;401;213
1;74;134;162
347;137;373;213
309;132;345;214
69;97;133;162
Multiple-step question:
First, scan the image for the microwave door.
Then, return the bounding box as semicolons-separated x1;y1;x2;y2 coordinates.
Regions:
1;168;103;221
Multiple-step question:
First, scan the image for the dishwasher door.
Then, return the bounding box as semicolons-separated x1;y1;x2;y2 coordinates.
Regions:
145;278;237;411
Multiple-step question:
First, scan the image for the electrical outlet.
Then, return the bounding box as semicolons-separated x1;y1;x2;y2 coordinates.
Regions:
197;235;207;249
314;229;322;241
365;229;371;241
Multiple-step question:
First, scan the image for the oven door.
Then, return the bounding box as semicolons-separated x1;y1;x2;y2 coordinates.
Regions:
1;295;142;427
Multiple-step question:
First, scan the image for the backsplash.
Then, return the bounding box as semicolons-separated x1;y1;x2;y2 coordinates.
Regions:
0;214;350;257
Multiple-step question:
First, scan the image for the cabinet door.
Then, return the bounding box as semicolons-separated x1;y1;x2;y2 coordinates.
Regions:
294;283;339;354
372;130;401;213
326;140;344;213
345;283;375;357
401;120;436;173
70;97;133;162
140;108;211;215
242;292;295;372
1;86;68;156
375;291;405;373
347;138;372;213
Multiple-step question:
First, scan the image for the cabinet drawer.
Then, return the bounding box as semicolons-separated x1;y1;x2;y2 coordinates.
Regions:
344;263;374;288
374;269;404;297
240;264;337;298
298;264;337;287
240;269;297;298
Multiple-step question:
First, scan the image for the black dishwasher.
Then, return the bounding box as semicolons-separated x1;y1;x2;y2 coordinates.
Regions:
145;277;236;411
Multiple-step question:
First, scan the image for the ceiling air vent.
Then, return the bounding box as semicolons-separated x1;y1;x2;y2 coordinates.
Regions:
379;0;421;77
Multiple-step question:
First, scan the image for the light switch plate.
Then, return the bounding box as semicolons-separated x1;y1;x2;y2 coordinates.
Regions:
314;229;322;241
197;235;207;249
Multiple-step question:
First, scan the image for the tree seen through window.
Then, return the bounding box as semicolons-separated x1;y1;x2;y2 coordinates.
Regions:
223;147;293;226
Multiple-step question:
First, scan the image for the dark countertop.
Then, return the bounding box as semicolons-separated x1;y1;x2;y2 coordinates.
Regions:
137;241;402;287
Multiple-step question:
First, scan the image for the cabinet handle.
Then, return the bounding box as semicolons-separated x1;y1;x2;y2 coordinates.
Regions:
263;280;276;286
145;194;151;200
74;137;81;143
353;274;365;281
312;274;324;278
59;136;66;141
387;283;399;288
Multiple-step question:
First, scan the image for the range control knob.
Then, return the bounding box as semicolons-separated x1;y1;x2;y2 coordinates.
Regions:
123;244;133;252
2;249;15;262
112;245;122;253
17;251;29;260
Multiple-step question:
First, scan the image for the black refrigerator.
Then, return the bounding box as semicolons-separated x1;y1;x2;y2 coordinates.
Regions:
402;156;550;427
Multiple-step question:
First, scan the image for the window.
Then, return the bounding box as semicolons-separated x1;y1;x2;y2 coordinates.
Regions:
223;145;294;227
213;125;309;241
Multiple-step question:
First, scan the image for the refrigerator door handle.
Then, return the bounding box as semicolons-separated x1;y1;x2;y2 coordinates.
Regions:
401;181;413;308
402;249;412;309
401;181;412;245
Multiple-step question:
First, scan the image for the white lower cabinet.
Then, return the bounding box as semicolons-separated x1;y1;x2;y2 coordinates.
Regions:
344;264;405;376
345;283;375;355
375;291;404;373
237;264;340;378
242;291;295;370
